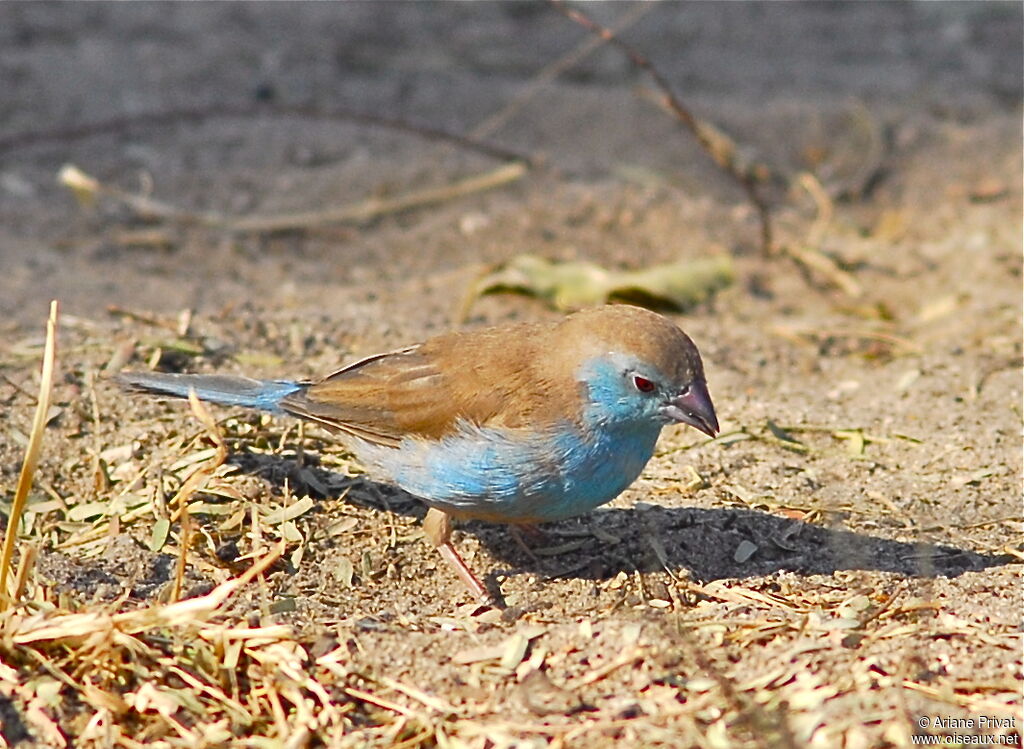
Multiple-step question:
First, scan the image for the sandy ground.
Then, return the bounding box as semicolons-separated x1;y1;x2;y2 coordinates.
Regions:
0;3;1021;747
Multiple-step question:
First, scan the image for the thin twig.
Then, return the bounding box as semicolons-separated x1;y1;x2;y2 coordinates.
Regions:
106;305;183;334
59;161;527;234
770;325;922;355
799;171;834;250
549;0;777;254
11;543;37;605
165;392;228;601
571;647;646;687
229;161;527;233
0;301;58;611
469;3;654;142
0;102;537;165
775;172;863;297
344;687;424;720
834;98;886;200
781;244;863;298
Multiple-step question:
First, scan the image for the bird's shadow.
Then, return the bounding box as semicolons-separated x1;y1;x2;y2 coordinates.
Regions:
230;452;1013;586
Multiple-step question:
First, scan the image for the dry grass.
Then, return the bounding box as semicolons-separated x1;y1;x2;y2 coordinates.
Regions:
0;301;1020;748
0;10;1020;737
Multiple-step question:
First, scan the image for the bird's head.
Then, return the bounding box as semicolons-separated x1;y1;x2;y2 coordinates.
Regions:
558;306;719;437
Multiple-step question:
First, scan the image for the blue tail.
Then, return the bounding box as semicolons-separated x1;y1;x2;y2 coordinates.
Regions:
117;372;303;413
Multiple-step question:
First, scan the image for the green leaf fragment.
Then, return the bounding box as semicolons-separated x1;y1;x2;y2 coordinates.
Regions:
472;254;734;312
151;517;171;551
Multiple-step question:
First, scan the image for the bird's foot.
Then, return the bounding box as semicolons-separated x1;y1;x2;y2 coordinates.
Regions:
436;542;495;606
424;507;498;606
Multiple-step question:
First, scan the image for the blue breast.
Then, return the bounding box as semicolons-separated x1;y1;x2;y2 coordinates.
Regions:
357;418;662;523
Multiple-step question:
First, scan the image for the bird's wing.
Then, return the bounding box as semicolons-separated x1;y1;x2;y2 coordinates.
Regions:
278;326;570;447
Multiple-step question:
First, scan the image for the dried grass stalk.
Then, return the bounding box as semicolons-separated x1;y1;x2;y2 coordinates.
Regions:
0;300;58;611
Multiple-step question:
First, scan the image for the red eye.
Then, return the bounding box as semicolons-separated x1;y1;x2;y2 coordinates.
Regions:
633;375;656;393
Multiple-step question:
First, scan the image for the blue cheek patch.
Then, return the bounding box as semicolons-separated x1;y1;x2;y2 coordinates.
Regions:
576;354;665;427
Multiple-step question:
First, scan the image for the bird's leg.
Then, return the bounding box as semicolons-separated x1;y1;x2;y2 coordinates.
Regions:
423;507;492;604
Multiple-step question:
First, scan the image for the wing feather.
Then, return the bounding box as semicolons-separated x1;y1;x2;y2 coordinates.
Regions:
277;326;572;447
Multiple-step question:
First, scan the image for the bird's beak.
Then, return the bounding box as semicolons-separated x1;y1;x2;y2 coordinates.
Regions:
662;380;719;437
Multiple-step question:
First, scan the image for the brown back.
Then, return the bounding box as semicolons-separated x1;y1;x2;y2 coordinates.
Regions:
279;305;703;447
